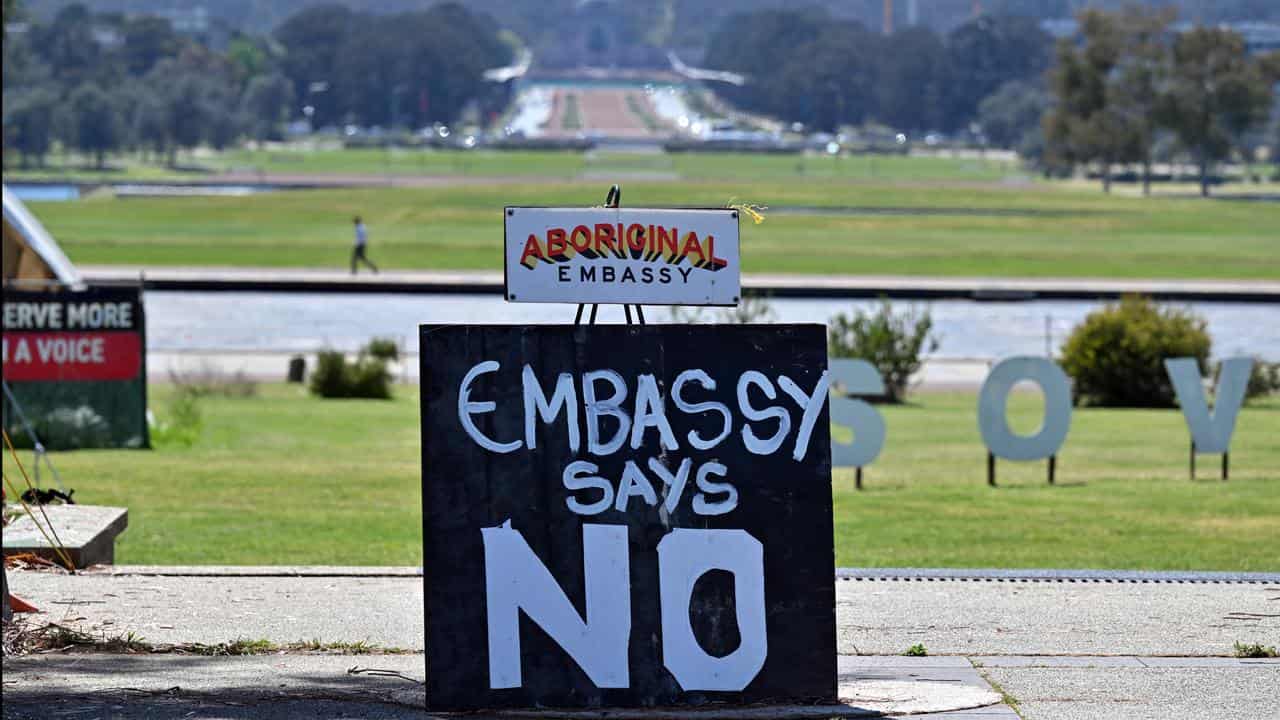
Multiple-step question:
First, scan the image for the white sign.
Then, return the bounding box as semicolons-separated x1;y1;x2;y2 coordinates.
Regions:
504;207;740;305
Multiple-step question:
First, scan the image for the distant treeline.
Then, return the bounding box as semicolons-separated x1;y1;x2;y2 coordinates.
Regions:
2;1;511;169
23;0;1280;45
704;9;1051;136
705;6;1280;196
1044;7;1279;196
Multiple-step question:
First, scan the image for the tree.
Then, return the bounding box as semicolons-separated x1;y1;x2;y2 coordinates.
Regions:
777;22;880;131
130;90;170;162
942;15;1052;134
32;3;104;87
1109;6;1176;195
3;88;59;168
120;15;182;76
275;4;354;128
1044;9;1142;193
1258;51;1280;172
877;27;946;133
977;80;1047;150
1159;26;1275;197
240;72;295;142
702;8;830;122
68;83;124;169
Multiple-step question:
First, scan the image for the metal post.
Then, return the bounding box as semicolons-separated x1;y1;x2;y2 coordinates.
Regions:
855;466;863;490
1190;440;1196;480
1222;452;1229;481
987;452;996;487
1048;454;1056;485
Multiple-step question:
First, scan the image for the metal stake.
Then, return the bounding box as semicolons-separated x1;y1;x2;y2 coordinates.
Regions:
987;452;996;487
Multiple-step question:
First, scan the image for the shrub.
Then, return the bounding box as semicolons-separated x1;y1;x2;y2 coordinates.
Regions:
309;351;352;398
1060;296;1210;408
828;299;939;403
348;357;393;399
1246;360;1280;401
363;338;400;362
150;390;202;448
308;351;392;399
168;362;257;398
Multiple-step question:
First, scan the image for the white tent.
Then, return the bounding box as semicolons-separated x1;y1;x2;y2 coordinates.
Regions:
2;184;83;288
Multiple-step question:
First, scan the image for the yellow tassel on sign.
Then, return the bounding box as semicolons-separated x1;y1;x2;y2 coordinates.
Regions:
726;199;767;225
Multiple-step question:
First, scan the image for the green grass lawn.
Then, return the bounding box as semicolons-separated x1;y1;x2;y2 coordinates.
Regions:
20;384;1279;570
5;148;1016;182
27;179;1280;279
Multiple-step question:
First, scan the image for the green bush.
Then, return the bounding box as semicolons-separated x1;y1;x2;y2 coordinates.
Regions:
363;338;400;362
1060;296;1210;408
1218;358;1280;403
150;390;203;448
348;358;393;399
309;352;352;398
308;350;392;399
828;299;939;403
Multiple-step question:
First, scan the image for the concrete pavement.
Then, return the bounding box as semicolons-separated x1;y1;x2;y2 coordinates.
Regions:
8;568;1280;656
4;567;1278;718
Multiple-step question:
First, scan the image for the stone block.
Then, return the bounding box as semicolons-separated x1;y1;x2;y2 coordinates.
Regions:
3;504;128;568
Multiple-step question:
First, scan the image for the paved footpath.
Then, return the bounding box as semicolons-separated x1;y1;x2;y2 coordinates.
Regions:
4;567;1279;719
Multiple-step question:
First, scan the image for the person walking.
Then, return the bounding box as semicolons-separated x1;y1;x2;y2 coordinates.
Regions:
350;215;379;275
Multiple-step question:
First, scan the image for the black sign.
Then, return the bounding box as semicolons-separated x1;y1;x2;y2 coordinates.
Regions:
2;286;148;449
420;324;835;710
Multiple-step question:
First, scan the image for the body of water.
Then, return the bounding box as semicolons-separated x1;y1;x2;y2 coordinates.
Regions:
7;183;277;202
8;184;80;202
145;292;1280;361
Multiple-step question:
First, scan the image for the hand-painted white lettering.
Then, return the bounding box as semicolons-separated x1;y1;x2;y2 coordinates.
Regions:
522;365;580;452
563;460;615;515
671;369;732;451
1166;357;1252;454
583;369;632;455
647;457;694;513
828;360;887;468
459;360;522;454
482;521;631;690
691;461;737;515
657;529;767;691
736;371;791;456
978;357;1072;461
630;374;679;451
777;370;832;462
615;460;660;511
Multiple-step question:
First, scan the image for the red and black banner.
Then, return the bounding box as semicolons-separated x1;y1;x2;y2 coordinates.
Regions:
2;286;148;449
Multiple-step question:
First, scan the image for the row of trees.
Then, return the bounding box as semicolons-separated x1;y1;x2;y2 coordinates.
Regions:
4;3;294;168
273;3;512;130
703;9;1052;135
2;2;511;169
1045;7;1280;196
